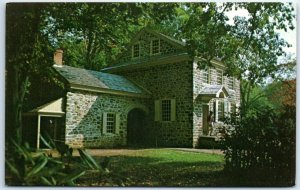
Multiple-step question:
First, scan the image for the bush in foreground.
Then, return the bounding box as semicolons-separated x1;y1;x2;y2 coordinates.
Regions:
221;106;295;186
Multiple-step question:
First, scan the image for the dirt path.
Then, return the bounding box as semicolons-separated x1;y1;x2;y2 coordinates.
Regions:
44;148;223;157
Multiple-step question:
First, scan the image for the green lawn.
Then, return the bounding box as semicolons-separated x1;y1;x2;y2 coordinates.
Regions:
76;149;226;187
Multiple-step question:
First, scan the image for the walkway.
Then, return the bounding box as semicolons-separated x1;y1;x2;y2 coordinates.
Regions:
44;148;224;157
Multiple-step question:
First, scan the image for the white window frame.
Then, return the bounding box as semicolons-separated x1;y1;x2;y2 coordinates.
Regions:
132;43;140;58
103;112;120;134
213;99;227;122
217;100;224;121
201;68;210;84
150;39;160;55
154;99;176;122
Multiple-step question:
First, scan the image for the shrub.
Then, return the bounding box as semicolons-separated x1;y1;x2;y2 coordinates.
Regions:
5;138;109;186
221;106;295;186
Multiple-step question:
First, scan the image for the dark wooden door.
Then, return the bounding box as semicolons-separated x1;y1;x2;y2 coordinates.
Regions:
127;109;146;146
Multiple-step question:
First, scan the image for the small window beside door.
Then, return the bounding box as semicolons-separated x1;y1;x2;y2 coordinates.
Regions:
103;112;120;134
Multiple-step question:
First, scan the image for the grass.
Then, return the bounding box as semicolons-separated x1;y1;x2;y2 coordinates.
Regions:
76;149;226;187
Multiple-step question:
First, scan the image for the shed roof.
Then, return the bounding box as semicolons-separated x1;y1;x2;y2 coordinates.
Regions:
199;85;229;98
197;85;230;103
53;65;148;96
24;98;65;116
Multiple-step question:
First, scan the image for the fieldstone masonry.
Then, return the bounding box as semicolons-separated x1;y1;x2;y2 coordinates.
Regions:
51;29;241;149
118;30;185;65
119;61;194;147
65;90;149;148
192;61;240;147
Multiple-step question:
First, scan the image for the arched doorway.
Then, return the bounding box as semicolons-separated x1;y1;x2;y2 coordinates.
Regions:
127;108;147;146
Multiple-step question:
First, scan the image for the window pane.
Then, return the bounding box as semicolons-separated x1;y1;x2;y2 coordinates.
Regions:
151;39;160;54
217;70;223;85
202;69;209;84
132;44;140;58
218;101;224;121
106;113;115;133
161;100;171;121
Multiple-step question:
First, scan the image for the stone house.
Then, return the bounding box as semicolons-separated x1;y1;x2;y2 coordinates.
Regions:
23;28;240;149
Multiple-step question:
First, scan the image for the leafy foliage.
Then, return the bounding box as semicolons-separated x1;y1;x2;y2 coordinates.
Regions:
5;139;115;186
6;140;82;186
159;3;295;84
221;105;295;186
44;3;178;70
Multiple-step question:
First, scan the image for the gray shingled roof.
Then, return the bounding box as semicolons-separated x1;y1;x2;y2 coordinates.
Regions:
199;85;229;97
54;65;145;94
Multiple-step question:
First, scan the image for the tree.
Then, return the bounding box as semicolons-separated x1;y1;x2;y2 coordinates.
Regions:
6;3;53;144
44;3;179;70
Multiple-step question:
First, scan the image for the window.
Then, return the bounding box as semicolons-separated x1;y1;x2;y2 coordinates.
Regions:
228;77;234;89
161;100;171;121
212;99;226;122
201;68;210;84
103;113;120;134
151;39;160;55
213;100;236;121
106;113;116;133
218;100;224;121
216;69;223;85
155;99;176;122
132;43;140;58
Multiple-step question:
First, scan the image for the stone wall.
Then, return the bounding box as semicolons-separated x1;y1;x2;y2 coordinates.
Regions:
119;31;185;64
65;90;150;148
119;60;194;147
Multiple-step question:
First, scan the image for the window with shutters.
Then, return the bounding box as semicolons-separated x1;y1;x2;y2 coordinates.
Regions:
103;112;120;134
155;99;176;122
106;113;116;133
151;39;160;55
161;99;171;121
132;43;140;58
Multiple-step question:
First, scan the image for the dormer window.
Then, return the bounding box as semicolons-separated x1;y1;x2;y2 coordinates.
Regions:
132;43;140;58
151;39;160;55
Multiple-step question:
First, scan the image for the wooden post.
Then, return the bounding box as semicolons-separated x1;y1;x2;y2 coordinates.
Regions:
37;115;41;149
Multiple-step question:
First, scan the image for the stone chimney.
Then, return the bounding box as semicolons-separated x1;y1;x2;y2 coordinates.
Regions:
54;49;63;66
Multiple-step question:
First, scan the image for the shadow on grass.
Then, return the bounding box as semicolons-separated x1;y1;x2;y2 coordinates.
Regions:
73;154;294;187
76;150;292;187
93;155;225;187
